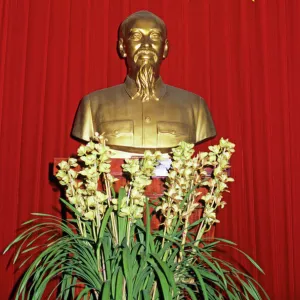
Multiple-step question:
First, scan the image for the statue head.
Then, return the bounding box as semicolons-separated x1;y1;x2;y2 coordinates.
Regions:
118;11;169;102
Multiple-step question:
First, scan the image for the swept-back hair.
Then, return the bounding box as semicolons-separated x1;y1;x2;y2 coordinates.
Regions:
118;10;167;38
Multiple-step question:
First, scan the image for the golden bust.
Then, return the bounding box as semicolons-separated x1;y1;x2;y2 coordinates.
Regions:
72;11;216;153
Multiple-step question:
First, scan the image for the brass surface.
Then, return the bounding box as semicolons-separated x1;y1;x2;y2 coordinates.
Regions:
72;11;216;152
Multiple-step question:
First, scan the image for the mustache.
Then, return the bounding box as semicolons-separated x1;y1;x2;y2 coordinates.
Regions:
134;49;158;63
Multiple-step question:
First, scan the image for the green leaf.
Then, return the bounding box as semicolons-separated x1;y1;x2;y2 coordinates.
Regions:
142;289;151;300
205;284;221;298
122;246;133;300
115;268;124;300
21;218;38;225
213;237;237;245
60;198;82;217
102;280;111;299
165;248;179;268
145;198;151;255
26;228;58;247
154;231;182;249
150;253;177;291
144;273;155;295
214;260;228;287
190;266;208;300
196;250;227;283
198;268;220;282
133;266;152;297
76;286;92;300
180;284;197;300
238;277;262;300
117;187;127;244
99;206;114;242
244;274;270;300
111;266;120;298
147;258;172;300
102;235;112;279
228;245;265;274
111;186;116;198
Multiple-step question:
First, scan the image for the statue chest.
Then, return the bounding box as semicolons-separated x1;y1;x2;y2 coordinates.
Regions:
93;99;194;149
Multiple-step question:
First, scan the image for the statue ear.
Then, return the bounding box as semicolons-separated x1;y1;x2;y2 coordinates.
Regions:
118;38;127;58
163;39;169;59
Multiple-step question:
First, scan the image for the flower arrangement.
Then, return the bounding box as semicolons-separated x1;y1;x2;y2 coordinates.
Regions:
4;134;268;299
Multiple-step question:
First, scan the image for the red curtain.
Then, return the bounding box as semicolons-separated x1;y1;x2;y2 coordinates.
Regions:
1;0;299;298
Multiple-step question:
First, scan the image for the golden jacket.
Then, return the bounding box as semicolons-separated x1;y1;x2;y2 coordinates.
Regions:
72;77;216;153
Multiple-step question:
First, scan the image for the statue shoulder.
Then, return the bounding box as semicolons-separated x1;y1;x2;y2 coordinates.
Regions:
164;85;216;143
165;84;205;104
81;83;124;103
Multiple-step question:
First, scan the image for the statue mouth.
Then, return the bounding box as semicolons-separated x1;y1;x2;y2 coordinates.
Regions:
134;50;158;63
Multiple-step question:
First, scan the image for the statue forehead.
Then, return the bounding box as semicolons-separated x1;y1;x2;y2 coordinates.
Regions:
120;11;166;36
126;17;162;31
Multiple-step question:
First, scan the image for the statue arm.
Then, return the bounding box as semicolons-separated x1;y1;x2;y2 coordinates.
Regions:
195;98;216;143
71;96;94;142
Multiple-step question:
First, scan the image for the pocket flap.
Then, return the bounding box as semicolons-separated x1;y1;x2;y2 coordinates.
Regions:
157;122;189;137
100;120;133;137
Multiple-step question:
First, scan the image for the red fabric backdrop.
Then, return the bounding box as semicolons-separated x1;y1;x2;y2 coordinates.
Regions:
1;0;299;298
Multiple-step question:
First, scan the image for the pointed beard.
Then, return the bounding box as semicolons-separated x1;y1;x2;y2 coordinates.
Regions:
132;62;159;102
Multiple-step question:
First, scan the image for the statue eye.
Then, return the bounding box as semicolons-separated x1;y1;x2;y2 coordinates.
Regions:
130;32;142;41
150;32;161;40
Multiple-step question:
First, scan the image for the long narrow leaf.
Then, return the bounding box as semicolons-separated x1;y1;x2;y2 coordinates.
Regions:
60;198;82;217
190;266;208;300
76;286;92;300
98;206;114;242
101;280;111;299
180;284;197;300
122;246;133;300
115;268;124;300
148;258;172;300
150;253;177;292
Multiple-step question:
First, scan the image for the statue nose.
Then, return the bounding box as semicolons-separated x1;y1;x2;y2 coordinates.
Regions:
142;36;151;48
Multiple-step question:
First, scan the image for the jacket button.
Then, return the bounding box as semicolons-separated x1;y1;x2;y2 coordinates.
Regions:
145;116;151;123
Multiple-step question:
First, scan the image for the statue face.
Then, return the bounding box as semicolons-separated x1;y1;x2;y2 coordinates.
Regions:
119;16;168;78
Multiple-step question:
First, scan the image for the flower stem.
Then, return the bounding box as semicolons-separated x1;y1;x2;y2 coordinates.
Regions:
126;220;131;248
76;216;84;236
104;174;118;245
194;221;205;248
151;281;157;299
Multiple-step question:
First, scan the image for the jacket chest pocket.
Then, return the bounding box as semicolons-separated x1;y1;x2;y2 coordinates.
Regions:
100;120;133;146
157;122;190;147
